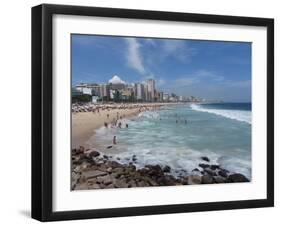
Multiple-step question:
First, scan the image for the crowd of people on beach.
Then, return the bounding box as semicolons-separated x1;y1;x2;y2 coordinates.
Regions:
72;102;165;114
72;102;188;147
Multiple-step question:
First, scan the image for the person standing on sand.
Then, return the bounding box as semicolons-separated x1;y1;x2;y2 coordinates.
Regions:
113;136;117;145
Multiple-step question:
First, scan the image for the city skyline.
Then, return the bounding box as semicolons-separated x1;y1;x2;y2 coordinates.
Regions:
72;35;251;102
73;75;199;103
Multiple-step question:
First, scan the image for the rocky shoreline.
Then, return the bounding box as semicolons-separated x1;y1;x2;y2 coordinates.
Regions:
72;146;249;190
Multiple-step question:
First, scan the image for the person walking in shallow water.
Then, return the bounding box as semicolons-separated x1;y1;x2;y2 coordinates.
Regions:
113;136;117;145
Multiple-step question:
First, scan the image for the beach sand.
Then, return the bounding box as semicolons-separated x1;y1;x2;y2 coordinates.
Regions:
72;108;141;148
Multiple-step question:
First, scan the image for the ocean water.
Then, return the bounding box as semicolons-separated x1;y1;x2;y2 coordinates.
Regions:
88;103;252;179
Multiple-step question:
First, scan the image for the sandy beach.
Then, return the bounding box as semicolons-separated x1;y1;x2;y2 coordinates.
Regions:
72;103;170;148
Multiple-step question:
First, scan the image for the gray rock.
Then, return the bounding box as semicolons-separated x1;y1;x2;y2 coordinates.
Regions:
210;165;220;170
199;163;210;169
98;175;112;186
202;174;213;184
201;156;210;162
213;176;226;183
227;173;249;182
91;184;101;189
89;150;100;157
163;165;171;173
218;169;228;178
132;155;137;162
106;183;114;189
82;170;107;179
188;175;202;185
106;167;113;173
114;179;128;188
204;168;217;176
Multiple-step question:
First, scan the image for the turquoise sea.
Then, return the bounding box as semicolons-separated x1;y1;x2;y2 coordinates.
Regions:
89;103;252;180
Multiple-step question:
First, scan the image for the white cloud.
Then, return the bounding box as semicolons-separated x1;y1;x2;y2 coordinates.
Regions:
125;38;146;75
109;75;125;84
162;40;197;62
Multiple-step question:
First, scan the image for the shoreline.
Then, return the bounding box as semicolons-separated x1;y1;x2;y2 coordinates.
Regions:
72;102;182;148
72;147;250;190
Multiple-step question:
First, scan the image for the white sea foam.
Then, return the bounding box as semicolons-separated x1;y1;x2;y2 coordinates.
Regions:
92;146;251;179
190;104;251;124
86;104;251;180
138;111;160;119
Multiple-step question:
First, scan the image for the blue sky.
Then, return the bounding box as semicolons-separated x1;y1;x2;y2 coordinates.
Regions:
72;34;251;102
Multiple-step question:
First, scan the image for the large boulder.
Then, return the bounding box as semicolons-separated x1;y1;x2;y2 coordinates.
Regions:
163;165;171;173
89;150;100;158
218;169;228;178
201;156;210;162
199;163;210;169
210;165;220;170
227;173;249;183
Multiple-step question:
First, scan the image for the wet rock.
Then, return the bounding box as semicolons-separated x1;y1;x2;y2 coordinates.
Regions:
132;155;137;162
202;174;213;184
163;165;171;173
204;168;217;176
210;165;220;170
218;169;228;178
201;156;210;162
128;163;136;171
78;146;85;153
103;155;109;159
89;150;100;158
192;168;200;172
144;164;163;177
227;173;249;183
213;176;226;183
199;163;210;169
188;175;202;185
72;148;77;155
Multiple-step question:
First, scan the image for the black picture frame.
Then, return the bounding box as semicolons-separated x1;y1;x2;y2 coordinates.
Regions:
32;3;274;222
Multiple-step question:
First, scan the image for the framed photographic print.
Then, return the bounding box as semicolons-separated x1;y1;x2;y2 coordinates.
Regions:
31;4;274;221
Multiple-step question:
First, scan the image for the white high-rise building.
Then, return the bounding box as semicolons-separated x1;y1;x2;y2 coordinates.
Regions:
147;79;155;102
136;83;145;101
